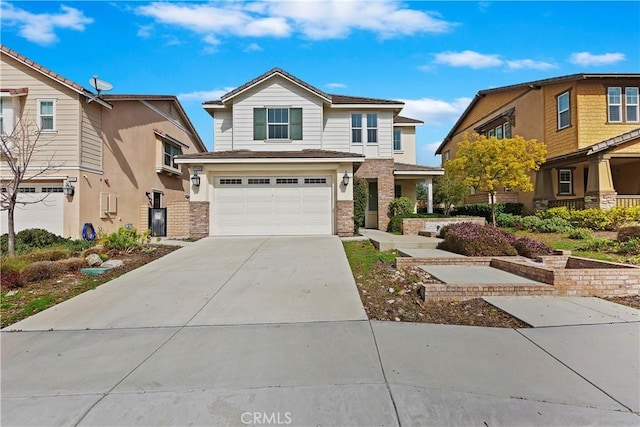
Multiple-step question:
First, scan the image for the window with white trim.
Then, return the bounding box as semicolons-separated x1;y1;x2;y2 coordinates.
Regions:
393;129;401;151
625;87;638;122
304;178;327;184
443;150;450;162
276;178;298;184
351;113;362;143
367;113;378;143
0;98;4;134
163;142;180;169
253;108;302;140
37;99;55;131
608;87;622;122
558;169;573;195
248;178;270;185
219;178;242;185
394;184;402;199
557;91;570;130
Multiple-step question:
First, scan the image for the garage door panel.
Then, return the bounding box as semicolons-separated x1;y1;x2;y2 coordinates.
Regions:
0;191;64;236
213;177;332;236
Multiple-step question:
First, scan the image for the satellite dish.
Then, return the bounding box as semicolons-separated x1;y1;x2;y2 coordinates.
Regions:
87;75;113;104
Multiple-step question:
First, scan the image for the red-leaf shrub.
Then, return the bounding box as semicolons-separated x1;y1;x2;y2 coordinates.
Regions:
1;270;21;289
438;222;518;256
512;237;553;258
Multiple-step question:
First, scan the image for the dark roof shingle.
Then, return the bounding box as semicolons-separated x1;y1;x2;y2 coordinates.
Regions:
177;149;365;160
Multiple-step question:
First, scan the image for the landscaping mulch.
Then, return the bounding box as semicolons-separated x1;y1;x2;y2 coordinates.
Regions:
1;245;179;328
601;295;640;310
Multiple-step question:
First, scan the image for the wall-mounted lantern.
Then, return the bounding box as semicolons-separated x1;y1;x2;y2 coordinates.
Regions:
191;171;201;187
62;182;75;196
342;171;350;186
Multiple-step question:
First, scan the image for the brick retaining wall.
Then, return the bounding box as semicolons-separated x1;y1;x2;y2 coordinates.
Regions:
401;217;486;235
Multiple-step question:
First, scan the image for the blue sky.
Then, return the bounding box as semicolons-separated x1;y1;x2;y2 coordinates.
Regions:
2;1;638;165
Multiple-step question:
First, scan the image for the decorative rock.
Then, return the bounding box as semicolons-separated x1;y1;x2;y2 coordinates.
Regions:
100;259;124;269
85;254;103;267
388;287;395;293
6;290;18;297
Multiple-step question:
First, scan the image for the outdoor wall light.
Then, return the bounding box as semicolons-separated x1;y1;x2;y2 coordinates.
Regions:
342;171;350;186
191;171;201;187
62;182;75;196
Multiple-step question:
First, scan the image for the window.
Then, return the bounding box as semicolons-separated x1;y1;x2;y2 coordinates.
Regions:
248;178;270;185
0;98;3;134
557;91;570;129
503;121;512;138
351;114;362;143
626;87;639;122
608;87;622;122
304;178;327;184
253;108;302;140
393;129;402;151
38;100;55;131
19;187;36;193
219;178;242;185
163;142;180;169
42;187;63;193
394;184;402;199
443;151;450;162
558;169;573;195
276;178;298;184
367;113;378;143
487;129;495;138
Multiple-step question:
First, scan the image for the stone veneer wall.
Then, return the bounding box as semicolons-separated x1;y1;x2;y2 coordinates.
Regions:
189;201;210;238
336;200;354;237
166;201;190;238
584;191;617;210
354;159;395;231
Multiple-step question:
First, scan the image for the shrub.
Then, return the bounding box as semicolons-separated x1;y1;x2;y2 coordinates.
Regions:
503;203;525;216
353;176;368;232
512;237;553;258
98;227;151;253
536;207;571;220
1;270;21;289
20;261;66;283
520;215;543;231
618;226;640;242
576;238;618;252
389;197;414;216
452;203;524;222
437;222;518;257
59;257;87;272
20;248;70;263
537;217;573;233
0;257;26;289
537;207;640;231
496;213;520;228
1;228;95;255
568;227;594;240
618;238;640;255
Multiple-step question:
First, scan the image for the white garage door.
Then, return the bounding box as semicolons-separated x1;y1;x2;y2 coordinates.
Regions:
0;186;64;236
213;176;332;236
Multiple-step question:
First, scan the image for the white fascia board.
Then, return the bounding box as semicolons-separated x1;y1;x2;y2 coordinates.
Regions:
203;103;228;109
175;157;365;165
222;73;332;104
154;130;190;149
393;123;423;127
394;170;444;176
330;104;403;109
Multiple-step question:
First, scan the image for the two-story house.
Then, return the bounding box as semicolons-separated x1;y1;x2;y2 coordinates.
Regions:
176;68;442;237
436;73;640;212
0;45;206;239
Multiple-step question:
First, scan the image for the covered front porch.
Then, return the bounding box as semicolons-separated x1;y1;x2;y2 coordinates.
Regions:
393;163;444;214
534;129;640;210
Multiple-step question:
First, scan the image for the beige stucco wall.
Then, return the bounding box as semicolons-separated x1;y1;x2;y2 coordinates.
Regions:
392;126;417;164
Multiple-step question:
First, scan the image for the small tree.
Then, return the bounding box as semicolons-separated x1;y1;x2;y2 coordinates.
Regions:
434;163;467;216
353;176;368;233
448;133;546;225
1;116;61;257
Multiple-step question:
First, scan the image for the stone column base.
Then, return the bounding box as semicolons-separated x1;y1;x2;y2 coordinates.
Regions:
584;191;617;210
189;201;210;238
533;199;549;210
336;200;354;237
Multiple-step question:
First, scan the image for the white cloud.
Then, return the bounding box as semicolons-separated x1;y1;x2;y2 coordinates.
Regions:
137;24;153;38
136;1;455;45
507;59;557;70
433;50;503;69
570;51;626;66
244;43;263;53
399;97;473;127
326;82;346;89
422;141;444;154
178;88;234;102
1;3;93;45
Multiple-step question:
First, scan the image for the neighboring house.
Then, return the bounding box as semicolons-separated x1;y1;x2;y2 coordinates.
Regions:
176;68;442;236
0;45;206;239
436;73;640;212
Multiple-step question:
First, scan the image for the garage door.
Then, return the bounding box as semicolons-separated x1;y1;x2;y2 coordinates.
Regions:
0;186;64;236
213;176;332;235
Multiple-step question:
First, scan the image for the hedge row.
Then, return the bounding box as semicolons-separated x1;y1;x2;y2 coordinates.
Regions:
451;203;524;222
535;206;640;231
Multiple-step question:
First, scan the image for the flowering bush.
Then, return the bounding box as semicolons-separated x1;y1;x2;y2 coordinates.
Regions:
537;206;640;231
438;222;551;258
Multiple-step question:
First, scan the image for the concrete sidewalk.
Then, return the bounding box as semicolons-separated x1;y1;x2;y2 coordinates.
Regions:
2;237;639;426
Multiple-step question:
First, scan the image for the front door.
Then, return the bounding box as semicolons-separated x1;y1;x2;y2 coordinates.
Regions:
365;180;378;228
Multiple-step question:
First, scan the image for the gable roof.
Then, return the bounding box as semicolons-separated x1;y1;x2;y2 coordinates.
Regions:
175;149;365;164
102;94;206;152
545;127;640;165
205;67;404;109
1;44;112;109
394;115;424;125
435;72;640;155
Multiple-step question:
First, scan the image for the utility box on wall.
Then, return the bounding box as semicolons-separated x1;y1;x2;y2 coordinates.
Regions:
100;192;118;218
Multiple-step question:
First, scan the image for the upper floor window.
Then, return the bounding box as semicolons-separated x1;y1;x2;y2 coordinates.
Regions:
37;99;55;131
351;113;362;143
609;87;639;123
557;91;570;130
443;150;450;162
0;98;4;134
367;113;378;144
163;142;180;169
393;129;401;151
253;107;302;140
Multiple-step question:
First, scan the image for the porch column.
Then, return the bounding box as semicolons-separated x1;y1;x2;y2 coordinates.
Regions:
426;177;433;214
585;155;617;209
533;167;554;210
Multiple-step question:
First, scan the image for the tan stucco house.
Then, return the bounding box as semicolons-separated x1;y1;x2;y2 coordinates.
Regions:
176;68;442;236
0;45;206;239
436;73;640;212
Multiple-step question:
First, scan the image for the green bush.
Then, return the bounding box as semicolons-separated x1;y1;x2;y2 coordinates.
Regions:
537;206;640;231
496;213;520;228
353;176;368;232
1;228;95;255
20;261;66;283
388;197;414;216
59;257;87;272
536;207;571;220
618;238;640;255
618;226;640;242
537;217;573;233
576;238;618;252
503;203;525;216
568;227;594;240
19;248;70;263
99;227;151;253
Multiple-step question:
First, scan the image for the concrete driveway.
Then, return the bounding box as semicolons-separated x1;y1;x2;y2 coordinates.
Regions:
2;236;639;426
